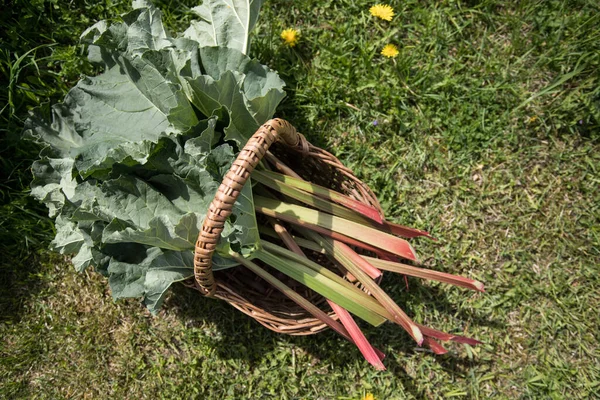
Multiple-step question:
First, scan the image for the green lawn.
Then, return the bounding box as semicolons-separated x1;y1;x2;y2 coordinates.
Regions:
1;0;599;398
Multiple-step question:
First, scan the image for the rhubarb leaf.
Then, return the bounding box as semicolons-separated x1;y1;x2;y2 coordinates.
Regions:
108;247;194;313
27;0;278;311
184;0;264;54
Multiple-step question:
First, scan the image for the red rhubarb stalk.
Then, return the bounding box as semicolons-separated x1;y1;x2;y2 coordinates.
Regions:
268;222;386;369
364;257;485;292
254;195;418;262
329;301;386;370
423;337;448;355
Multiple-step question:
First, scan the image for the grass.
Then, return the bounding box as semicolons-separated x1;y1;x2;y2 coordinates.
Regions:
1;0;599;398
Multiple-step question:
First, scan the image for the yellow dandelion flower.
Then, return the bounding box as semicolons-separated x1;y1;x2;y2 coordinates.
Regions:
381;44;399;58
363;393;376;400
280;28;299;47
369;4;395;21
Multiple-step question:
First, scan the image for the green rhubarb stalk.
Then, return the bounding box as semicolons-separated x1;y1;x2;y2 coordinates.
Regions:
262;227;381;279
257;169;432;240
364;257;485;292
254;195;418;261
264;151;303;179
302;229;424;345
258;225;325;254
253;170;375;226
231;252;355;342
267;223;385;369
255;248;387;327
271;220;305;256
256;170;384;224
257;203;399;260
260;240;389;318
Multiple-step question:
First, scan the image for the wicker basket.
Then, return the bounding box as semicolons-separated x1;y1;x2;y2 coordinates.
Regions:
191;119;384;335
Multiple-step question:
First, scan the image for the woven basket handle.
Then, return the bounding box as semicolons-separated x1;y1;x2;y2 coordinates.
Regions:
194;118;303;296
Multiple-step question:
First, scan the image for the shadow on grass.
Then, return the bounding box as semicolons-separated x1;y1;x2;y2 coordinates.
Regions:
164;269;492;395
391;273;505;331
0;251;52;324
0;139;55;325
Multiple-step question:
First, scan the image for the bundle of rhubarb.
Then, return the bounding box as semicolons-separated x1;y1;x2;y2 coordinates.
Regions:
26;1;483;369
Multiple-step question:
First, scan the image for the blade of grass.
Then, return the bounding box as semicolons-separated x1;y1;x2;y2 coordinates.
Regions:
515;61;587;111
364;257;485;292
254;195;418;261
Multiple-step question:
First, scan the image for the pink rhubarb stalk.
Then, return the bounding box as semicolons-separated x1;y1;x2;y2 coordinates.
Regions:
364;257;485;292
329;301;386;370
270;221;385;369
423;337;448;355
381;221;434;239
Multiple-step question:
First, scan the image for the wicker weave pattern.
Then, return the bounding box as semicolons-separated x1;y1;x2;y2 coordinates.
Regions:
191;118;385;335
194;119;301;296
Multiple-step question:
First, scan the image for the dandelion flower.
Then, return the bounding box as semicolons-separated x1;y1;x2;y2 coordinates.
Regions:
363;394;375;400
280;28;299;47
381;44;399;58
369;4;395;21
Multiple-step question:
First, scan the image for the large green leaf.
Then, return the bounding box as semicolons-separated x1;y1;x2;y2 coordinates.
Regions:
81;0;173;64
25;53;198;176
108;247;194;313
30;158;76;217
143;250;195;311
184;0;263;54
183;47;285;144
186;70;258;144
27;0;277;312
196;46;286;124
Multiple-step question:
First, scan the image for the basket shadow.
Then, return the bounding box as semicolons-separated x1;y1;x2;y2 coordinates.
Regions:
383;272;504;331
165;270;493;384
